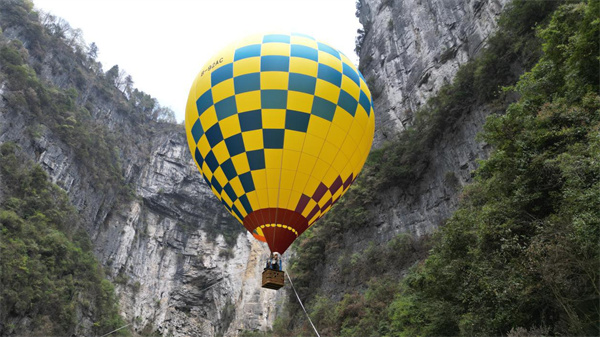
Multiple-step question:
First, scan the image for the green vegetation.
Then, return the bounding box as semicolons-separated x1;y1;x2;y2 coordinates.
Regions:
278;0;599;336
389;2;599;335
0;143;127;336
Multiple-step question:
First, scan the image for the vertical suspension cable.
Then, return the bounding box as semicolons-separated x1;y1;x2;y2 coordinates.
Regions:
285;271;321;337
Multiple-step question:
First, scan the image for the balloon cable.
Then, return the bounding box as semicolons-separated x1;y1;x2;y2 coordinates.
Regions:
285;271;321;337
99;323;131;337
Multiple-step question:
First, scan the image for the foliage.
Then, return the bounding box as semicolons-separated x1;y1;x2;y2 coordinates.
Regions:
0;143;128;336
273;276;406;337
337;234;431;286
238;330;273;337
388;1;599;335
277;228;430;336
302;278;403;337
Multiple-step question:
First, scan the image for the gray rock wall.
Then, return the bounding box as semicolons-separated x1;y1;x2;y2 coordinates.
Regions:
309;0;509;299
89;129;283;336
358;0;509;146
1;50;281;337
351;0;510;236
0;101;282;337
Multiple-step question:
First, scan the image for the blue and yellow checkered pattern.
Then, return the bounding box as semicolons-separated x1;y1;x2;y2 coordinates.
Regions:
185;33;375;252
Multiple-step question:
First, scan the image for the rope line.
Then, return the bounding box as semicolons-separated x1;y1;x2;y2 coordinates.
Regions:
99;323;131;337
197;277;226;293
285;271;321;337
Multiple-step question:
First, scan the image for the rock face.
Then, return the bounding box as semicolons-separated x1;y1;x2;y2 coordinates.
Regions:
0;102;282;336
348;0;511;237
299;0;512;304
358;0;509;146
0;8;282;335
88;129;282;336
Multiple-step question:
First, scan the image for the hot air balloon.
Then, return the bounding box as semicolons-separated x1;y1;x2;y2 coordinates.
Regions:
185;33;374;288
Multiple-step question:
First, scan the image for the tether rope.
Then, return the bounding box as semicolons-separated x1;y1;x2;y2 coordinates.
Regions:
99;323;131;337
285;271;321;337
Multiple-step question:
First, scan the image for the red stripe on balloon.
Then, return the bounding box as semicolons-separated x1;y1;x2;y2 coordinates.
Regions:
242;208;309;253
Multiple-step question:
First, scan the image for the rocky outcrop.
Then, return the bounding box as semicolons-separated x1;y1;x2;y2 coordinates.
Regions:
1;103;281;337
300;0;510;303
0;104;283;336
358;0;509;146
348;0;510;237
89;129;282;336
1;13;281;335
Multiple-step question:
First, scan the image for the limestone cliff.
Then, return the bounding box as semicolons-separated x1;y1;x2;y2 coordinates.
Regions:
1;79;282;337
0;2;282;335
292;0;509;304
358;0;509;145
348;0;509;240
89;128;282;336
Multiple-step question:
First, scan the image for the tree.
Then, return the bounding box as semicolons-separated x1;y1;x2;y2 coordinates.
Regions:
87;42;98;59
123;75;134;99
152;106;176;123
105;64;128;92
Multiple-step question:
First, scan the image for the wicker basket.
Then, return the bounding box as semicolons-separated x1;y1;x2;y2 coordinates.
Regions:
262;269;285;290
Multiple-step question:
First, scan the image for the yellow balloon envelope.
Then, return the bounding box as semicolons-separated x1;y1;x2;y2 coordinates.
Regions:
185;33;375;254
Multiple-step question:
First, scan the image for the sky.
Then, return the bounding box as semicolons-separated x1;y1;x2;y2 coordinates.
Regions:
33;0;362;123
